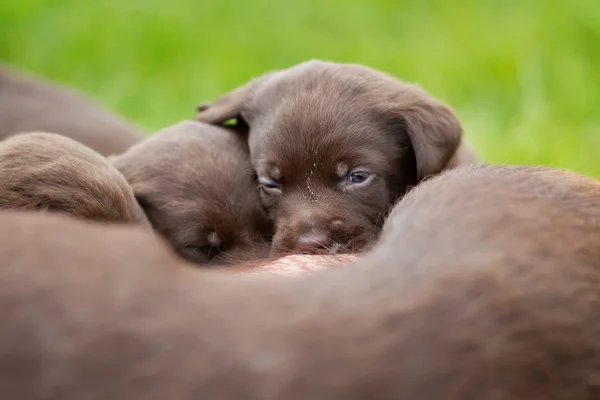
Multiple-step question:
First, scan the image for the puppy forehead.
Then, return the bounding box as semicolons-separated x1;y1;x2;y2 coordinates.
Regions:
248;61;391;114
169;196;267;245
254;103;398;175
125;129;255;195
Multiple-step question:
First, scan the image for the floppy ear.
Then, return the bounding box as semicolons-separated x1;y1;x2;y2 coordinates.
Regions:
194;70;279;130
389;86;463;181
194;84;251;126
194;72;278;127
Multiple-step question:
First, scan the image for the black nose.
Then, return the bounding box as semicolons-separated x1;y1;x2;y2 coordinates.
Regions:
295;230;332;252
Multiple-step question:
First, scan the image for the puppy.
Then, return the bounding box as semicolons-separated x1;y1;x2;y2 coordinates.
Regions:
2;164;600;399
111;120;273;266
195;60;480;255
0;65;145;156
0;132;149;226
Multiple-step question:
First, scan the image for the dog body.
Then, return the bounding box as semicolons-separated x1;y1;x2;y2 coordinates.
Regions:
0;165;600;398
111;120;273;266
0;65;145;156
196;60;480;255
0;132;149;225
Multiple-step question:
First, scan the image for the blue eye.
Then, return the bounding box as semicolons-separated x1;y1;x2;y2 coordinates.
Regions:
348;172;370;184
258;176;282;190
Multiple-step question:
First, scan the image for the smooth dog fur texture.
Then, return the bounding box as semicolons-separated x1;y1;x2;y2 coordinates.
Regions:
195;60;480;256
112;120;273;266
1;164;600;399
0;132;149;225
0;65;145;156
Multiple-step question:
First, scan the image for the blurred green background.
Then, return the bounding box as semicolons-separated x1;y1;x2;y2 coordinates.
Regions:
1;0;598;176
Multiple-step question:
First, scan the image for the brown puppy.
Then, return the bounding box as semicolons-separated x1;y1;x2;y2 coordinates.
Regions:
195;60;480;255
1;164;600;399
0;132;149;225
111;120;273;266
0;65;145;156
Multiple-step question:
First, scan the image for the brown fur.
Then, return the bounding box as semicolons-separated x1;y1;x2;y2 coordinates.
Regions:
0;132;149;226
1;164;600;398
0;65;145;156
111;120;273;266
195;60;480;256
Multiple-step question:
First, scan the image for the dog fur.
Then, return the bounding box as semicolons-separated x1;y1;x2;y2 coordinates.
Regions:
0;132;149;226
0;164;599;399
111;120;273;266
0;65;145;156
195;60;480;256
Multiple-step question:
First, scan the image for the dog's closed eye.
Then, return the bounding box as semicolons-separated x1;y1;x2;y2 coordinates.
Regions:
180;232;226;264
185;244;223;259
180;245;218;265
260;232;274;244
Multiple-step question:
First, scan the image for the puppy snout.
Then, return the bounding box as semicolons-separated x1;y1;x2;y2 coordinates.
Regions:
272;207;347;255
296;230;332;251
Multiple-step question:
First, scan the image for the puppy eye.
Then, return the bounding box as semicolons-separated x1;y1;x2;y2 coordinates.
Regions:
348;171;371;184
258;176;283;191
201;245;222;259
181;245;222;264
260;233;274;244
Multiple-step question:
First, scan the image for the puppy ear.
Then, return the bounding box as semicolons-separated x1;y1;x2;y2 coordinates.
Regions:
390;86;463;181
194;84;250;126
194;72;278;128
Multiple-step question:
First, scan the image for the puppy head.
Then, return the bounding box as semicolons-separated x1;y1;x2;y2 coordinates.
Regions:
0;132;149;226
195;60;465;255
111;120;273;267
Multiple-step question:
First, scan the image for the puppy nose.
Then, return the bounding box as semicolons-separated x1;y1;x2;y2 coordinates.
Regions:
296;230;332;251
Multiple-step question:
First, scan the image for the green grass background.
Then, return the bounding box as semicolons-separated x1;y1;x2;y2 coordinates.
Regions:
1;0;598;176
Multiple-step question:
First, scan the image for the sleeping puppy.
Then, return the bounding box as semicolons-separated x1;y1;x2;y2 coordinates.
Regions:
1;164;600;399
0;64;145;156
111;120;273;266
0;132;149;226
195;60;480;256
